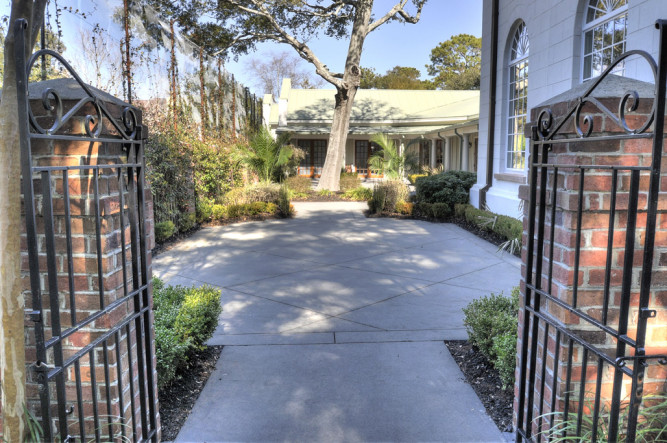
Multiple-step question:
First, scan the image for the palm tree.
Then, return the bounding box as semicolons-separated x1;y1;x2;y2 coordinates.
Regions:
368;133;419;179
238;127;294;182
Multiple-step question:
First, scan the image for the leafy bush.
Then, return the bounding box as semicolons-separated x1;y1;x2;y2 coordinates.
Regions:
339;172;361;191
211;204;228;220
196;197;214;223
408;174;427;185
415;170;476;206
285;176;312;194
462;287;519;361
177;213;196;232
463;206;523;253
155;221;176;244
431;202;452;220
153;277;222;388
412;202;433;219
395;200;413;215
224;183;281;205
317;189;334;197
344;186;372;201
174;286;223;349
492;330;517;388
278;185;294;217
368;180;409;214
454;203;469;218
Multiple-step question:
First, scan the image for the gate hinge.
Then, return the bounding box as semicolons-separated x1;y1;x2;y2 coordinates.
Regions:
616;355;667;368
32;361;56;372
639;308;657;319
24;309;41;322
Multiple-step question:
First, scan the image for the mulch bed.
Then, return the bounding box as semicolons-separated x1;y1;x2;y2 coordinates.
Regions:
445;340;514;433
158;345;223;441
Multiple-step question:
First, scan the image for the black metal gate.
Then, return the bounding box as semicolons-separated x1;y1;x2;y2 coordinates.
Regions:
14;19;158;442
517;21;667;442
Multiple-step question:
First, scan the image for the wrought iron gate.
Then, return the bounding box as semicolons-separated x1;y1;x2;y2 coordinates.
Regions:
15;19;158;441
517;20;667;443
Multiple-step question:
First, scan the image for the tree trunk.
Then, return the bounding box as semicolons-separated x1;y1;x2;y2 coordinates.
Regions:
316;0;372;191
317;86;357;190
1;3;46;439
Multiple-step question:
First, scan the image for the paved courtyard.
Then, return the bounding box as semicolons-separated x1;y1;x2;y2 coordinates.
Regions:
154;201;521;442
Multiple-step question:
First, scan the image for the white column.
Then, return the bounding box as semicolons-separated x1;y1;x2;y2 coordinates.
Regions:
462;133;470;172
430;139;436;169
444;137;451;171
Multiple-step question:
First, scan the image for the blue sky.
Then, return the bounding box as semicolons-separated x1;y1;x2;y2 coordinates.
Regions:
225;0;483;86
1;0;482;95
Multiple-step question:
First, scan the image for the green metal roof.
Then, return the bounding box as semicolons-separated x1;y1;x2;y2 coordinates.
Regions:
282;88;479;123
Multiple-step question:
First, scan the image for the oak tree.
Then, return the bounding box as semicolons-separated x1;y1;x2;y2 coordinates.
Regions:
159;0;427;191
360;65;433;90
426;33;481;90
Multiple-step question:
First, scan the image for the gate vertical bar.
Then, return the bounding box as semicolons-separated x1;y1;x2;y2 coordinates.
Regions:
14;18;53;441
625;18;667;442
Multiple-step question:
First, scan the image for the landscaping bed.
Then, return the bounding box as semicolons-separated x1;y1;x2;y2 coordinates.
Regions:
445;340;514;433
158;345;223;441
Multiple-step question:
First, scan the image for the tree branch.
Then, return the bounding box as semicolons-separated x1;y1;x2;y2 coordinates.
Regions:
368;0;425;33
225;0;344;87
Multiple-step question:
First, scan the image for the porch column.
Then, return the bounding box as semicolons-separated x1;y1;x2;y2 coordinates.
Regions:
461;133;470;172
430;138;436;169
444;136;451;171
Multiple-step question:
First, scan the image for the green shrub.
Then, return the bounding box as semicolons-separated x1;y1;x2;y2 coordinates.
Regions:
494;214;523;243
177;212;196;232
395;200;413;215
285;176;312;194
196;197;214;223
339;172;361;192
415;170;476;206
412;201;433;219
153;277;222;388
249;201;268;215
174;285;223;349
408;173;427;185
464;206;495;231
224;183;281;205
317;189;334;197
454;203;471;218
278;185;294;217
344;186;372;201
462;287;519;360
211;204;228;220
226;204;242;219
368;180;409;214
492;330;518;388
155;221;176;244
431;202;452;220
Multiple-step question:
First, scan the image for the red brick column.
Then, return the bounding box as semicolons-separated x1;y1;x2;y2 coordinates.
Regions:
515;90;667;435
0;80;159;440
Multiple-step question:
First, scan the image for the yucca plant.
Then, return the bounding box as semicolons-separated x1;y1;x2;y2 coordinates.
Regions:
368;133;419;179
236;127;294;182
536;394;667;442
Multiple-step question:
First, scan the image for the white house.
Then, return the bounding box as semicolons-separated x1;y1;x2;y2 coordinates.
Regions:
265;79;479;178
472;0;667;218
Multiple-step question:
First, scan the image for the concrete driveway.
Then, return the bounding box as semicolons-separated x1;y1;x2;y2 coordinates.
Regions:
154;202;521;442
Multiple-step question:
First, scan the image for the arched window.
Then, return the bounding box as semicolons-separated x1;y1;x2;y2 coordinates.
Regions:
507;22;529;170
582;0;628;81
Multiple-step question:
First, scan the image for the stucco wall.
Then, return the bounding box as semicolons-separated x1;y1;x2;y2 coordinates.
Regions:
473;0;667;217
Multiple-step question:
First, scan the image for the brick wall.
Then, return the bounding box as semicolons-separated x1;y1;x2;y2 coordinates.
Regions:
515;88;666;437
1;80;159;440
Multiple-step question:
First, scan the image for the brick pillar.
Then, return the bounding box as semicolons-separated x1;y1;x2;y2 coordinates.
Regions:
515;83;666;436
10;79;159;440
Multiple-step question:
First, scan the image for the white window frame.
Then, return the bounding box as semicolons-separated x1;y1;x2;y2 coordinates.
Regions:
506;22;529;172
581;0;628;81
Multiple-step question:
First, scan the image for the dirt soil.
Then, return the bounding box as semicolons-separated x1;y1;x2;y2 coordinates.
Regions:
158;346;223;441
445;340;514;433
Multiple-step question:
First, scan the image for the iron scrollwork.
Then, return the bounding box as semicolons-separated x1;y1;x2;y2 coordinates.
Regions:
25;48;138;140
534;49;658;142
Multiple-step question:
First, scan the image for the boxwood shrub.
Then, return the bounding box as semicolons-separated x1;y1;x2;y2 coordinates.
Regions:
153;277;222;388
415;170;476;206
